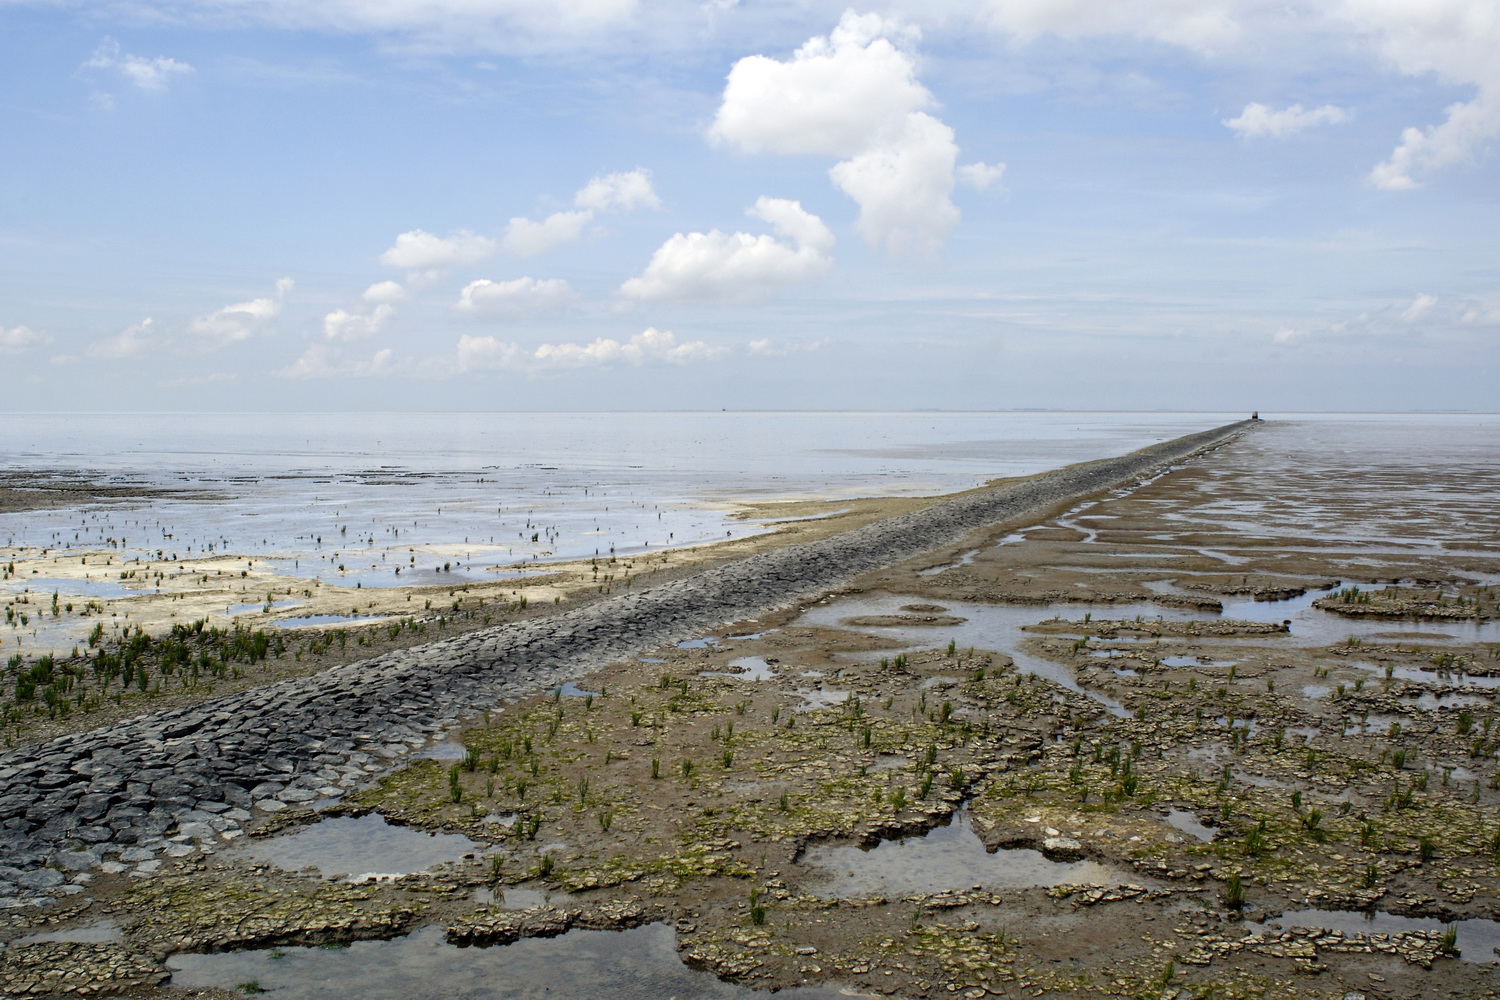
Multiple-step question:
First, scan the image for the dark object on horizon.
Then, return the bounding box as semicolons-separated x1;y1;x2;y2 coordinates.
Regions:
1251;411;1259;420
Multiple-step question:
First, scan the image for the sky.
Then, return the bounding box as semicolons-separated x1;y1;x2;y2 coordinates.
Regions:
1;0;1497;412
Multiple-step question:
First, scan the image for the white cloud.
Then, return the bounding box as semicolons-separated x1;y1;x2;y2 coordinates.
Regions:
1342;0;1500;190
1272;325;1308;345
503;169;660;257
710;12;964;256
281;344;397;380
86;318;157;358
1223;102;1350;139
324;304;395;341
378;229;497;269
1401;292;1438;322
456;277;577;316
574;168;660;213
958;162;1007;191
363;280;409;304
619;197;834;302
969;0;1246;53
458;327;725;373
501;211;592;257
0;326;51;354
188;277;294;346
747;337;826;356
84;37;195;91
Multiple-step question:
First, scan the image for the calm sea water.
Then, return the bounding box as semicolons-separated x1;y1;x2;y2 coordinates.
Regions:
0;411;1244;582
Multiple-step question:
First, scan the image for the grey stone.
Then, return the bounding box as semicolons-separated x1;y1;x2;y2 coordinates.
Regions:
16;869;65;889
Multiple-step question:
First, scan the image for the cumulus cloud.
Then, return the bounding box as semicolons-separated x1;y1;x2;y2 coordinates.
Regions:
1223;102;1350;139
188;277;294;346
958;162;1007;191
84;37;194;91
1344;0;1500;190
458;327;724;373
86;318;158;358
618;197;834;302
281;344;397;380
1401;292;1438;322
324;304;395;341
711;12;964;256
504;168;659;257
0;325;51;354
456;277;577;316
378;229;496;270
363;280;409;304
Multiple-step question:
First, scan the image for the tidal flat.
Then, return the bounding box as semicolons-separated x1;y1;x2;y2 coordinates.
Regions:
1;418;1497;1000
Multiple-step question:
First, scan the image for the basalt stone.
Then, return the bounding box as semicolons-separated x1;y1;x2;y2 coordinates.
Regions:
15;869;64;890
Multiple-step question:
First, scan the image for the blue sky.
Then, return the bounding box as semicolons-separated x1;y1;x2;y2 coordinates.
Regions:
1;0;1497;412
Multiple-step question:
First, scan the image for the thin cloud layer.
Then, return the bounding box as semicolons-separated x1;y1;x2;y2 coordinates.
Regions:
0;326;51;354
378;230;497;270
711;12;965;257
457;327;723;373
619;197;834;302
456;276;577;316
84;37;195;91
1223;103;1349;139
188;277;294;346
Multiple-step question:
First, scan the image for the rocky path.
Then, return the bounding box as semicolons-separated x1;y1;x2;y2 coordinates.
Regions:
0;420;1252;904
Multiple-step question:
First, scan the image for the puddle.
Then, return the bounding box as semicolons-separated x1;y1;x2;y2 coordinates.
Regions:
701;656;774;682
1163;809;1216;842
11;920;123;946
237;814;486;880
1348;713;1407;735
790;687;850;711
413;741;465;761
1254;909;1500;964
640;657;665;663
676;637;719;649
269;614;392;629
1160;656;1234;669
1;577;139;599
918;548;981;576
1112;667;1139;677
1348;662;1500;690
220;600;302;616
728;630;774;640
469;886;569;909
802;809;1124;898
1302;684;1330;699
919;675;961;689
1403;692;1487;711
556;681;600;697
167;923;852;998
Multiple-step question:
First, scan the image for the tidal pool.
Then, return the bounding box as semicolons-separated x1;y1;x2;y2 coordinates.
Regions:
1255;909;1500;964
237;814;486;880
166;923;854;999
802;809;1124;898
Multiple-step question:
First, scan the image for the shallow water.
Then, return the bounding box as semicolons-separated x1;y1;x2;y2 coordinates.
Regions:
167;923;854;999
268;614;392;629
1255;909;1500;964
701;656;775;682
236;814;486;880
1163;809;1216;842
802;809;1124;897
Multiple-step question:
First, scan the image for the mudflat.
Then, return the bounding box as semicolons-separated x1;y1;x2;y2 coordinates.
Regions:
3;419;1498;1000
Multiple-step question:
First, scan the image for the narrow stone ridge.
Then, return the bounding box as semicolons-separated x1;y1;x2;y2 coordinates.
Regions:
0;419;1251;898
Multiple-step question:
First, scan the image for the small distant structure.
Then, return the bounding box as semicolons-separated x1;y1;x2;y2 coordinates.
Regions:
1250;411;1259;420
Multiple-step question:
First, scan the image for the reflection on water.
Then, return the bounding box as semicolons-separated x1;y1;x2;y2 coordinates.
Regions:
1255;909;1500;964
167;923;854;999
802;810;1124;897
237;814;485;880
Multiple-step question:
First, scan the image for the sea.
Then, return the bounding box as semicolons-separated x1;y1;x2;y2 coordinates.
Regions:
0;411;1252;583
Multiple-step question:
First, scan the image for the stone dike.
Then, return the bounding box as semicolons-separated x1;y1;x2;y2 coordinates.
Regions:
0;420;1253;904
